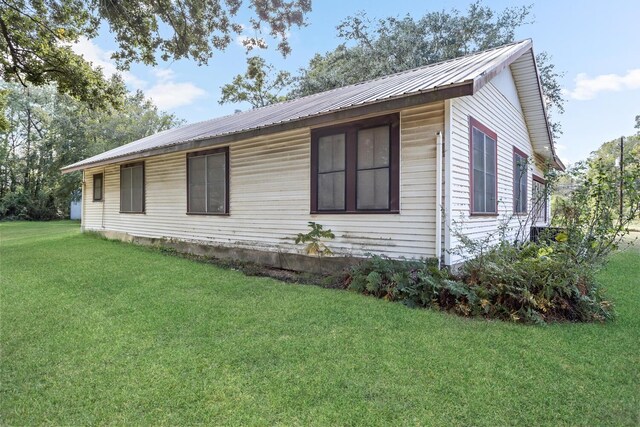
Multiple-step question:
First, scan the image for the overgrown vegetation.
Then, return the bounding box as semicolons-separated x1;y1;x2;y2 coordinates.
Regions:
343;246;613;324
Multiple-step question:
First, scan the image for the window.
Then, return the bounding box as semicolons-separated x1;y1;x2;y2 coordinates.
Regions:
120;162;144;213
469;117;497;214
93;173;103;202
532;176;547;223
513;147;528;213
311;114;399;213
187;147;229;214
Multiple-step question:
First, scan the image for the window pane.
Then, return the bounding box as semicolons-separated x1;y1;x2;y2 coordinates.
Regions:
357;168;389;210
207;153;226;213
318;171;345;210
188;156;206;213
472;128;485;170
514;153;527;212
473;169;485;212
485;172;496;211
520;178;527;212
94;175;102;200
120;167;131;212
471;128;497;214
358;126;389;169
485;136;496;176
318;134;345;173
532;180;546;222
131;165;144;212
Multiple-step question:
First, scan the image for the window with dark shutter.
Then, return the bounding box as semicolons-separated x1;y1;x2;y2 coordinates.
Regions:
311;114;399;214
187;147;229;214
120;163;144;213
469;118;497;215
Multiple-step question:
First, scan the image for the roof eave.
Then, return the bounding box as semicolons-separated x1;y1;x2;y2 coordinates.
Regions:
61;81;474;174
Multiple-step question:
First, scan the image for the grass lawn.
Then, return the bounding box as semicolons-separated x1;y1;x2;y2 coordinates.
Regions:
1;221;639;426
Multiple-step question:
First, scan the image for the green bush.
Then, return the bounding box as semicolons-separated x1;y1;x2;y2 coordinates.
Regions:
344;247;614;324
0;189;61;220
458;241;614;323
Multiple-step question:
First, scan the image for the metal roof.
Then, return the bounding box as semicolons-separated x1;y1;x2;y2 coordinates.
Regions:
62;39;562;172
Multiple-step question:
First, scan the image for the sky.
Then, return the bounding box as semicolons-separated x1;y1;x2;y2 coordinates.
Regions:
74;0;640;165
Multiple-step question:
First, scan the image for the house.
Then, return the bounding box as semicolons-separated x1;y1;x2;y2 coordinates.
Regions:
62;39;564;270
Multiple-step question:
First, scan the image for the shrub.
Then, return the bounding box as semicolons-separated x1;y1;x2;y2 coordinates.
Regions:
344;248;614;324
458;241;614;323
344;255;485;317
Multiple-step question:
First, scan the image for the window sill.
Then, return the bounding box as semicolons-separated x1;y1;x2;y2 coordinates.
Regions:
92;199;103;203
469;212;499;217
119;211;145;214
311;210;400;215
186;212;230;216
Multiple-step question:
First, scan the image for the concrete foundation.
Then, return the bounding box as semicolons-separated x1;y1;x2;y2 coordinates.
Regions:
93;230;358;274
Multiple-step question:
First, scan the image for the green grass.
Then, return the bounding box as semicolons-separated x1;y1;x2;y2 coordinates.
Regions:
1;221;639;426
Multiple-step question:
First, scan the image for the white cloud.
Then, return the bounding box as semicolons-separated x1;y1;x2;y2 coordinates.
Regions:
565;69;640;100
71;37;146;89
70;38;207;110
152;68;175;83
145;81;207;110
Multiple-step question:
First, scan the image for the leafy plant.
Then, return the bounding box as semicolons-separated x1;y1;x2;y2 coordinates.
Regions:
345;249;615;324
295;222;335;257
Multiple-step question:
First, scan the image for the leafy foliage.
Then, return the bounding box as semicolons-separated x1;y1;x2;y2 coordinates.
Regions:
219;56;293;108
0;83;182;219
458;241;614;323
294;221;335;257
0;0;311;108
345;248;614;324
552;151;640;265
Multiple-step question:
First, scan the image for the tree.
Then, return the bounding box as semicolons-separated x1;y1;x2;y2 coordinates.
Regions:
0;89;8;131
287;1;565;135
0;82;182;219
219;56;292;108
0;0;311;109
635;114;639;135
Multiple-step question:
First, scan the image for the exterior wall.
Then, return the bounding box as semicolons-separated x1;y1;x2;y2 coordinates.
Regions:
445;69;548;265
82;103;444;260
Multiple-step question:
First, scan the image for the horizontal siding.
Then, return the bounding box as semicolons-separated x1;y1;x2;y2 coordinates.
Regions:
447;76;548;264
83;103;444;259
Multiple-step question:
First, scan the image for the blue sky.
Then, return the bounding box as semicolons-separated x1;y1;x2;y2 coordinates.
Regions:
75;0;639;165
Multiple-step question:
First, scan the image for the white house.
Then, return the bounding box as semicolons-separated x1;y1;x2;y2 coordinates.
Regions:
62;39;563;269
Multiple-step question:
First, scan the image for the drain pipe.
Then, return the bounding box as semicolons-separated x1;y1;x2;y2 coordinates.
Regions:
435;131;443;269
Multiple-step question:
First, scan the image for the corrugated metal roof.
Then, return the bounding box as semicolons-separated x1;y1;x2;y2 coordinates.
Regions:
64;39;559;172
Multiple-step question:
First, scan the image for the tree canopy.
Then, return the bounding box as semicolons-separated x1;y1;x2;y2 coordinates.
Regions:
0;0;311;109
219;56;292;108
0;82;182;219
